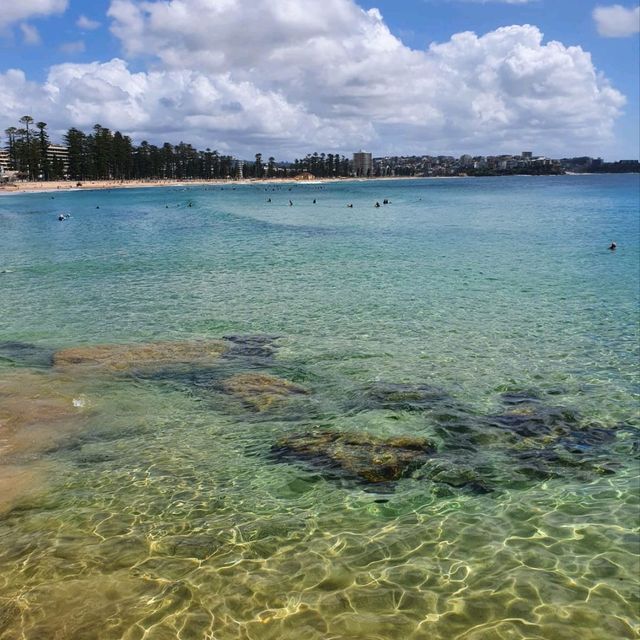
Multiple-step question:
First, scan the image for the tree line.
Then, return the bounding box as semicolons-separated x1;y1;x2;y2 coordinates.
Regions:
3;116;356;181
4;116;64;181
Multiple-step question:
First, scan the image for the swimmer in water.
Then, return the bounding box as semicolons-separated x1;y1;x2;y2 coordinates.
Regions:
375;201;380;208
58;214;65;221
289;200;293;206
608;241;617;251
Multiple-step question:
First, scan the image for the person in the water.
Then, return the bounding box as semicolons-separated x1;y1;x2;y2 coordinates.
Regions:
608;241;617;250
58;214;65;221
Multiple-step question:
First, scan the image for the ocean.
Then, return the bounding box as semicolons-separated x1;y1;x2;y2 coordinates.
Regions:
0;174;638;639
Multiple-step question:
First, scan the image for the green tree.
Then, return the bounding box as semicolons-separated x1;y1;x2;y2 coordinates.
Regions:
36;122;50;180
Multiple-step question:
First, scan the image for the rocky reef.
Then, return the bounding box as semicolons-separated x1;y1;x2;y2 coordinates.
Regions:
271;430;436;483
219;373;309;412
1;338;633;495
53;340;228;373
351;382;450;412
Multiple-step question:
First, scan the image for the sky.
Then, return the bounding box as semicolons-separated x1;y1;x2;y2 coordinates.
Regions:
0;0;638;160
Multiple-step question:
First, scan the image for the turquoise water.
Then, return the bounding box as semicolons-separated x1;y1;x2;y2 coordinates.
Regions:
0;175;638;639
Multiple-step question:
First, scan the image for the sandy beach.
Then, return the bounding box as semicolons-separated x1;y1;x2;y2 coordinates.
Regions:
0;178;286;195
0;175;459;196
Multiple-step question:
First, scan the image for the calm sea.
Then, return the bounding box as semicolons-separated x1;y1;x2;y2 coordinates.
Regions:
0;175;638;639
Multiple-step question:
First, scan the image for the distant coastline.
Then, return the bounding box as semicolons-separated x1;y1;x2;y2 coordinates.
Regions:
2;172;636;196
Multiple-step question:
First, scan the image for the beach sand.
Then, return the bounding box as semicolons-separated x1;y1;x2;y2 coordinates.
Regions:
0;175;451;196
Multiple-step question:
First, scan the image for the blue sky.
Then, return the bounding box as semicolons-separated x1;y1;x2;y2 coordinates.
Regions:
1;0;638;159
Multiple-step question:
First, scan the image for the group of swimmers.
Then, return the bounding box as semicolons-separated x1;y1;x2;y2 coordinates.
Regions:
267;198;392;208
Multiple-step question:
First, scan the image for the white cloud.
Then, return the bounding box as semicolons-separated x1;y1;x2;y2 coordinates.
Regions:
20;23;41;45
76;15;101;30
0;1;627;158
0;0;67;29
593;4;640;37
59;40;86;54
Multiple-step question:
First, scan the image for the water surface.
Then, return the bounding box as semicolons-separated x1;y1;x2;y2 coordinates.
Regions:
0;175;638;639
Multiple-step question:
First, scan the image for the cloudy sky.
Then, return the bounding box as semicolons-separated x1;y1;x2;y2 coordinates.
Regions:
0;0;638;160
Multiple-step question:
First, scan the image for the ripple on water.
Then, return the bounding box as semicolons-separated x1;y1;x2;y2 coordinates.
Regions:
0;176;638;639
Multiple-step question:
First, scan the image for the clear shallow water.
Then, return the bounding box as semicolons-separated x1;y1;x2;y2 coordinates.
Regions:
0;175;638;639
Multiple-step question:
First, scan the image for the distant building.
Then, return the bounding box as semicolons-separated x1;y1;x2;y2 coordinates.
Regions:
236;160;244;179
47;144;69;166
353;151;372;177
522;151;533;159
47;144;69;176
0;149;9;174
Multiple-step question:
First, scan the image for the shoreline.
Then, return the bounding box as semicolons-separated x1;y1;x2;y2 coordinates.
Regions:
0;175;464;196
1;172;634;196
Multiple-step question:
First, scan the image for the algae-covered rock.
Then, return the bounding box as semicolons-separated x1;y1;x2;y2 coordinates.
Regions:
223;335;279;360
489;403;581;439
272;430;436;483
419;456;493;494
358;382;450;412
53;340;228;373
221;373;309;411
0;341;55;368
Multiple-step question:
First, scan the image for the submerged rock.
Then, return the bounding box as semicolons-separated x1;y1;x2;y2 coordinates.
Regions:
53;340;228;373
271;430;436;483
488;403;581;440
356;382;450;412
220;373;308;411
223;335;279;360
419;456;493;494
499;390;542;405
0;341;55;368
0;371;85;423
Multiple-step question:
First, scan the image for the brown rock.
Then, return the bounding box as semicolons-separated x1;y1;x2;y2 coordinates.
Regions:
0;371;89;456
221;373;309;411
272;430;436;483
53;340;228;373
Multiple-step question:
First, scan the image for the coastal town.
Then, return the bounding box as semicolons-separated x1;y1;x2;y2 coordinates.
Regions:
0;119;638;186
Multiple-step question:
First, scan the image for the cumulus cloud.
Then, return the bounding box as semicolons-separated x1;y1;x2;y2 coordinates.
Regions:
0;0;67;29
593;4;640;37
76;15;101;30
0;0;627;158
20;23;41;45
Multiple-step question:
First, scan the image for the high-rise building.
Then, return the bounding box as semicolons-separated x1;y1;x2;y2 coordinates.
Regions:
0;149;9;174
353;151;372;177
46;144;69;176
